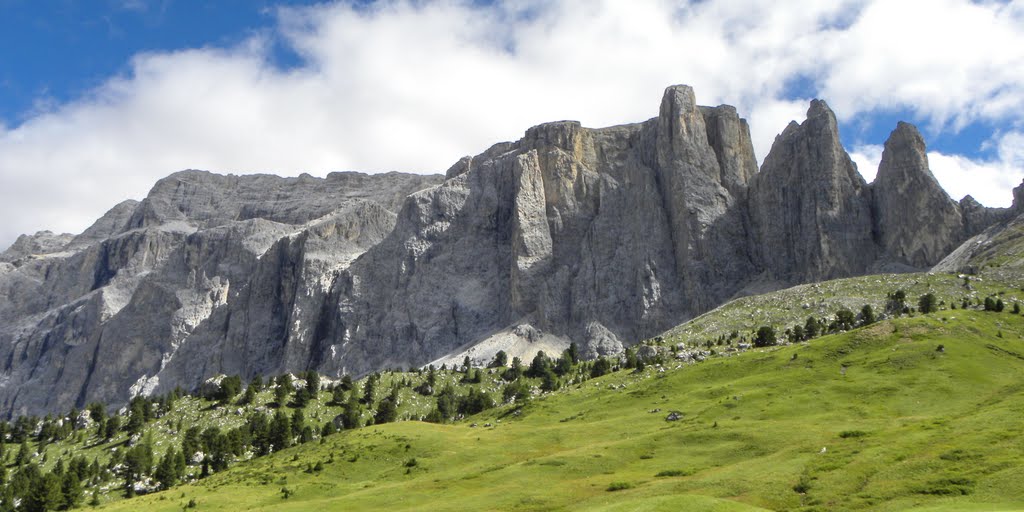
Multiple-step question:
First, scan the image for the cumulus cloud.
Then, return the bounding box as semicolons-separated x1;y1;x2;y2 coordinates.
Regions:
849;144;883;184
1;0;1023;249
849;131;1024;207
820;0;1024;130
928;131;1024;206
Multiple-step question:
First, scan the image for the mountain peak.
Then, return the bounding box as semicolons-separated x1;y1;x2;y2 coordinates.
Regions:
872;121;964;267
807;98;834;119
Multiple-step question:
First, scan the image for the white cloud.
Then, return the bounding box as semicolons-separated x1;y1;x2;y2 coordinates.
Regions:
849;144;883;184
1;0;1023;249
927;131;1024;207
819;0;1024;130
850;131;1024;208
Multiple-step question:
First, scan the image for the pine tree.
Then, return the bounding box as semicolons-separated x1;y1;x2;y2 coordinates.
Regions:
804;316;820;339
321;421;337;438
435;386;459;421
274;375;293;407
291;409;306;439
886;290;908;315
918;293;938;314
181;426;202;464
240;384;257;406
174;449;187;479
102;414;120;442
834;309;856;331
489;351;508;368
217;375;242;404
362;375;377;405
15;440;31;466
790;324;805;343
526;352;551;378
590;357;612;378
26;472;62;512
374;389;399;424
268;411;292;452
305;371;321;399
860;304;876;326
60;470;83;510
341;394;362;430
331;385;346;406
155;447;180;489
754;326;777;347
567;342;580;364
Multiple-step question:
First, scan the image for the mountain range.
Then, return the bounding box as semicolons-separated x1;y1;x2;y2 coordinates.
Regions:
1;84;1020;418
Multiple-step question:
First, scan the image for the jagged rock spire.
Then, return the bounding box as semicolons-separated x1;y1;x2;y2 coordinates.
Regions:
871;121;964;268
747;99;875;281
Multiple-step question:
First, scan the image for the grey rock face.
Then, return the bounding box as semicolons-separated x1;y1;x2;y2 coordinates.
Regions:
871;122;964;267
0;171;441;418
747;100;876;282
317;85;757;377
0;231;75;263
960;196;1010;238
699;104;758;197
0;85;1015;418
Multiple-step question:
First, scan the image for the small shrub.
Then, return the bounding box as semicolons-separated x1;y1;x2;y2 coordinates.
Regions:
915;477;973;495
838;430;868;439
939;449;977;461
404;458;418;468
606;482;633;492
793;475;812;494
655;469;690;477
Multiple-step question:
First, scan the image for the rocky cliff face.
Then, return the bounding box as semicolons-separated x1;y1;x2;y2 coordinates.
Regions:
0;85;1014;418
872;122;965;268
747;100;876;282
0;171;442;417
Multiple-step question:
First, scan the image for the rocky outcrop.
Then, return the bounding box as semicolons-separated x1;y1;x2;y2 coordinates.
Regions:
871;122;964;268
747;100;876;282
0;85;1016;418
309;86;760;378
0;171;441;418
0;231;75;263
700;105;758;198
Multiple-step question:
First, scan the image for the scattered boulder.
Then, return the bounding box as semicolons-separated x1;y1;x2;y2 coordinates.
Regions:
199;375;226;400
74;409;93;430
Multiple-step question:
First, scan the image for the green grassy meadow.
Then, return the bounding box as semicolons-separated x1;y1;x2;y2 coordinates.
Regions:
94;309;1024;511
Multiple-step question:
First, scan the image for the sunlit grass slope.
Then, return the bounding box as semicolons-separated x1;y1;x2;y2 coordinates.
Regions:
100;309;1024;511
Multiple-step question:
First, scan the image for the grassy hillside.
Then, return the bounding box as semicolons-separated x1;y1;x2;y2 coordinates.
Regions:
93;308;1024;511
662;271;1021;347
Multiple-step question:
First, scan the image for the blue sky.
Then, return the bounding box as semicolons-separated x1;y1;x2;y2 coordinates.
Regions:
0;0;312;123
0;0;1022;248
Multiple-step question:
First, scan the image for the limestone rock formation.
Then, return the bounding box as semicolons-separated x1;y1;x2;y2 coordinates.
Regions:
871;122;964;268
747;100;876;282
0;171;441;417
0;85;1017;418
314;86;759;379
